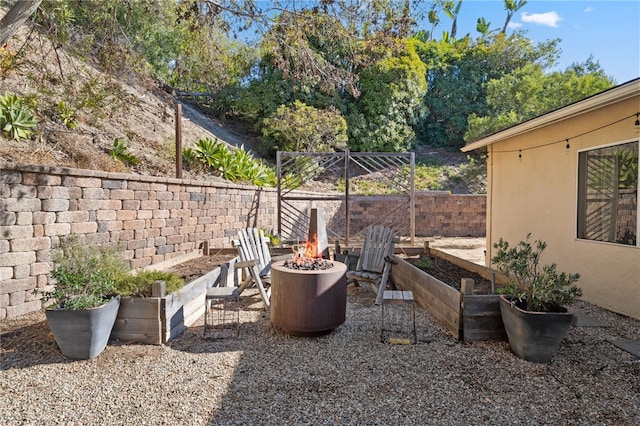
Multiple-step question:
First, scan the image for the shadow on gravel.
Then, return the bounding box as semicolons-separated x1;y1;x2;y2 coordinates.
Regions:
0;316;67;369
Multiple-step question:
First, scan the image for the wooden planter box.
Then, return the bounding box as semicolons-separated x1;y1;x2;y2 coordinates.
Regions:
389;249;509;342
111;257;237;345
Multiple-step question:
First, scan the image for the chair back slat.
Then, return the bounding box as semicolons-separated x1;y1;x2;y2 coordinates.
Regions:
235;228;272;276
358;225;395;273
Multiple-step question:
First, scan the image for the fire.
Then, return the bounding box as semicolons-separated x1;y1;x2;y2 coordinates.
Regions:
283;233;334;270
293;233;321;261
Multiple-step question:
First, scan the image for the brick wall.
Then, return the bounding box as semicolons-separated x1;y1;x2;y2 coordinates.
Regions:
1;162;485;319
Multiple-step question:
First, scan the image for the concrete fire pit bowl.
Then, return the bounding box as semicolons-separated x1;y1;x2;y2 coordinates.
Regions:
270;260;347;336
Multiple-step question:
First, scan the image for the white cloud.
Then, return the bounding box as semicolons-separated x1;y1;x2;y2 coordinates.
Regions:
508;22;522;30
584;6;594;13
521;11;563;28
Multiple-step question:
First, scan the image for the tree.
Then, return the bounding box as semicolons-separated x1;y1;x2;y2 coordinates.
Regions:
502;0;527;33
443;1;463;39
0;0;43;45
465;58;614;142
416;32;561;150
261;100;348;153
347;38;427;152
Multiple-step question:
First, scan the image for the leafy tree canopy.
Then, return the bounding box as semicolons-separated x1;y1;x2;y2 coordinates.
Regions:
465;57;614;142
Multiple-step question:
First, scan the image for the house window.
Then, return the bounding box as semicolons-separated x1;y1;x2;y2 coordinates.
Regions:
577;140;638;246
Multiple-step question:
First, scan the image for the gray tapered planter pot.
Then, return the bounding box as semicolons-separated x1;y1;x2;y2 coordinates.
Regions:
499;295;573;363
45;296;121;360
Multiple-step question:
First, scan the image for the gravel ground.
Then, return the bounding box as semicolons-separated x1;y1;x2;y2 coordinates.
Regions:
1;284;639;425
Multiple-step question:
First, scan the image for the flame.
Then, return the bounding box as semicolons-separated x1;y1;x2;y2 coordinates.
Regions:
292;233;321;262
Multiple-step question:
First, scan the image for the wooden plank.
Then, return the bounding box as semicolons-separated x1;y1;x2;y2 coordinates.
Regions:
431;248;509;285
111;331;163;345
111;298;162;344
162;266;221;343
112;317;161;337
390;256;460;310
462;294;506;342
164;268;220;318
179;292;206;330
462;294;502;316
116;297;161;318
391;258;461;339
463;317;507;341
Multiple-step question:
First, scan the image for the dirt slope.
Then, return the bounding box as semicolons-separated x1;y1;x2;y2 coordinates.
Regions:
0;9;254;179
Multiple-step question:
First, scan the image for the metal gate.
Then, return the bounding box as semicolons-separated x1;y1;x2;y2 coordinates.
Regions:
276;150;415;246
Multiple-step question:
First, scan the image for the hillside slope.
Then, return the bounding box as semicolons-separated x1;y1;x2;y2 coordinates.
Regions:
0;8;256;180
0;9;484;193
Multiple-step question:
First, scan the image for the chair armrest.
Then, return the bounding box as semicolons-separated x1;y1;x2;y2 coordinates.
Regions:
235;259;258;269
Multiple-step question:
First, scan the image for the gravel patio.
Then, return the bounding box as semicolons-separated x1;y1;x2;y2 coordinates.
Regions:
1;283;639;425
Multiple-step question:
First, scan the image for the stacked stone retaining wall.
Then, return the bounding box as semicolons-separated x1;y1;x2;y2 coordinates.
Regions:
1;162;485;319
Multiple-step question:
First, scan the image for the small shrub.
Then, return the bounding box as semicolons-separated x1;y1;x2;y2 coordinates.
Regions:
38;237;129;310
0;44;19;76
115;270;184;298
0;93;38;141
181;147;201;171
413;257;432;270
110;138;140;166
492;233;582;312
56;100;78;129
191;137;276;186
260;228;281;246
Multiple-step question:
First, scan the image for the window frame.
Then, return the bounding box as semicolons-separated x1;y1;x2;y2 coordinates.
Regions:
576;138;639;247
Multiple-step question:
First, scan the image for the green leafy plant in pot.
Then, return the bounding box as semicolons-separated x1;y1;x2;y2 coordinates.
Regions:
37;236;129;360
492;233;582;363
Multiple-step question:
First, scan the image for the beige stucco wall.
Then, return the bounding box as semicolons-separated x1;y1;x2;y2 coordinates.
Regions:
485;96;640;319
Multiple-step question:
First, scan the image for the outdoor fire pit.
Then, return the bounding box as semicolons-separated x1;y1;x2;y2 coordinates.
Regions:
270;258;347;336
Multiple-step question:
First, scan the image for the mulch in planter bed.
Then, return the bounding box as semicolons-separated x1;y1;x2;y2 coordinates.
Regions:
404;254;493;294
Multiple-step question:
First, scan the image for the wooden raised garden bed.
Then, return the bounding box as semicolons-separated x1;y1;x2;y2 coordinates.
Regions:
390;248;509;342
111;256;237;345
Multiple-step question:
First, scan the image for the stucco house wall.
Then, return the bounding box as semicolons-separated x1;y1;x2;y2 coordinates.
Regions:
463;80;640;319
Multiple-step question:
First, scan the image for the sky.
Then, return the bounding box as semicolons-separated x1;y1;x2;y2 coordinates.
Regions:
418;0;640;84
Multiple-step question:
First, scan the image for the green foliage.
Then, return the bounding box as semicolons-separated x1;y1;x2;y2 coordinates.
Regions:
181;147;200;170
465;58;613;141
413;256;433;270
189;138;276;187
56;100;77;129
110;138;140;166
0;93;38;141
193;137;227;168
261;101;348;153
492;234;582;312
38;237;129;310
260;228;281;246
260;10;365;99
413;163;445;191
417;32;561;149
37;0;255;93
114;270;184;298
348;38;428;152
442;154;487;194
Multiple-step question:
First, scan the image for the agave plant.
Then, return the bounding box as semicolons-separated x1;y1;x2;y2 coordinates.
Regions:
0;93;37;141
110;138;140;166
193;137;226;167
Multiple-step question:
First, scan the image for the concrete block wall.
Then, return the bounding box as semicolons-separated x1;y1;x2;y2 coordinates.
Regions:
415;192;486;237
1;162;485;319
0;163;278;320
